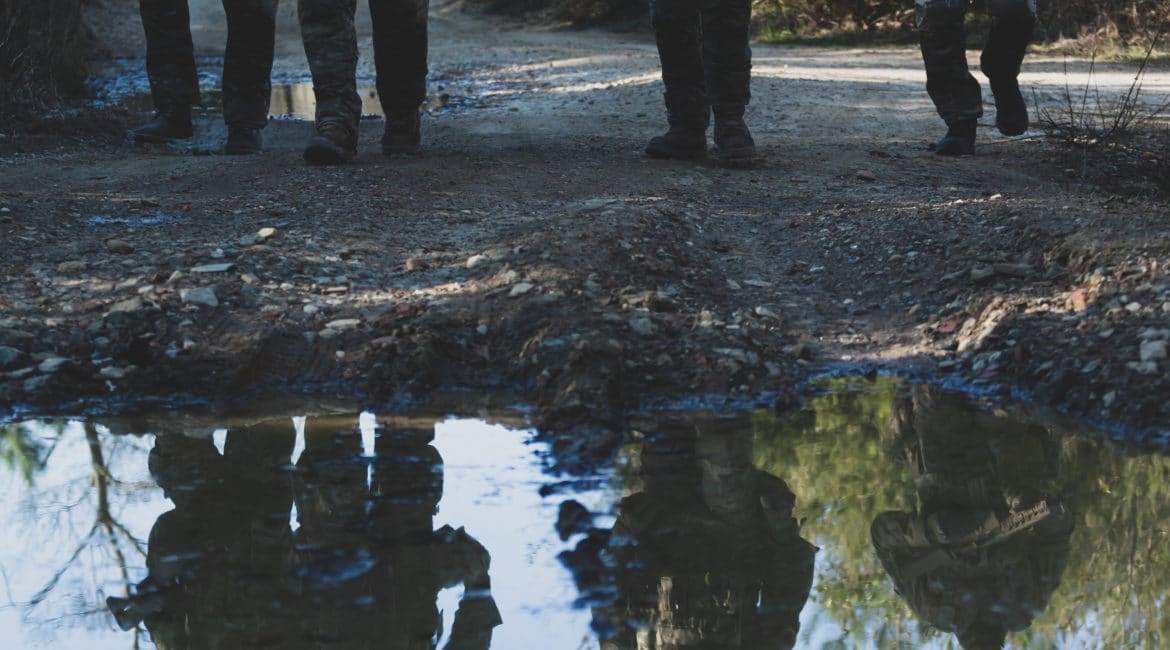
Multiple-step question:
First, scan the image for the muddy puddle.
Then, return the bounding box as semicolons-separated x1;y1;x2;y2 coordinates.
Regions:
88;59;488;120
2;380;1168;649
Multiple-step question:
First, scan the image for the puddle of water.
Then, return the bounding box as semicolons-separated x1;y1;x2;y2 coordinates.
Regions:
87;61;487;120
2;381;1168;649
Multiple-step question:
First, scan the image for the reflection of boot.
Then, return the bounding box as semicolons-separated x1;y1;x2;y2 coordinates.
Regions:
106;592;166;631
129;106;193;144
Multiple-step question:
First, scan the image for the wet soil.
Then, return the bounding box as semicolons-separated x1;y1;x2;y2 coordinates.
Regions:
2;0;1170;453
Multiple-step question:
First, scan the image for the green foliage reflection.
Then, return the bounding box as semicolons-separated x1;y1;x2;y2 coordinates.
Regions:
0;422;52;484
751;377;1170;649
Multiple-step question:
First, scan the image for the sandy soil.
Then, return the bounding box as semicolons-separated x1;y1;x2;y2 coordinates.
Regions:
2;0;1169;459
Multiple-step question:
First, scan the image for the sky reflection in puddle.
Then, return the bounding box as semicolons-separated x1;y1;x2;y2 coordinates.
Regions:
1;380;1168;649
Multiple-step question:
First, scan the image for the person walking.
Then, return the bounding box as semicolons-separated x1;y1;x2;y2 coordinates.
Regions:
645;0;758;168
298;0;430;164
130;0;279;154
917;0;1037;155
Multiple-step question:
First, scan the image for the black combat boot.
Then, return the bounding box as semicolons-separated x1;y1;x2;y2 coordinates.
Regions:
713;107;758;169
129;105;193;143
990;78;1028;136
382;111;421;155
645;126;707;160
225;127;262;155
935;119;976;156
303;124;357;165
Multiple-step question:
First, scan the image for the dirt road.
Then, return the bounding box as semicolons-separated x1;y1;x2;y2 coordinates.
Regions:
2;1;1169;456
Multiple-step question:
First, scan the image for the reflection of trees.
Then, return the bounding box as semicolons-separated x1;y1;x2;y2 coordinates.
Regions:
5;420;155;646
752;377;1170;649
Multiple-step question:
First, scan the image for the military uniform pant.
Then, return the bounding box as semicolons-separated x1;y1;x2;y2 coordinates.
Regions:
916;0;1036;125
650;0;752;129
139;0;278;128
298;0;429;133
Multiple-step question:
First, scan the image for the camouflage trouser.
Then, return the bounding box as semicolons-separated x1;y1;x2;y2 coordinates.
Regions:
139;0;278;128
298;0;429;133
916;0;1037;125
650;0;752;129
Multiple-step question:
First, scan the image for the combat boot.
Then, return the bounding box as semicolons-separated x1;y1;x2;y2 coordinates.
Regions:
645;126;707;160
935;119;976;156
129;106;193;144
990;78;1029;136
382;111;421;155
303;124;357;165
225;127;263;155
713;108;758;169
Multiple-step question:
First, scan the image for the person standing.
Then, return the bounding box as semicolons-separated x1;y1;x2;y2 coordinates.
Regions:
917;0;1037;155
646;0;758;168
298;0;430;165
130;0;279;154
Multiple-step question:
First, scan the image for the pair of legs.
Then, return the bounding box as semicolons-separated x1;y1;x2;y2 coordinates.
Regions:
917;0;1037;155
297;0;429;164
132;0;277;154
647;0;758;167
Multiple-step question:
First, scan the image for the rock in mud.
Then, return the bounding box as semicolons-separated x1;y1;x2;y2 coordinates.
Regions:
0;346;25;370
181;287;219;308
106;240;134;255
1140;340;1167;362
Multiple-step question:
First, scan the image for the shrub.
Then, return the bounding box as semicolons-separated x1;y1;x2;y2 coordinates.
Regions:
0;0;87;121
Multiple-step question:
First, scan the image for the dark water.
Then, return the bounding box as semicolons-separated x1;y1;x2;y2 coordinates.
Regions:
2;380;1168;649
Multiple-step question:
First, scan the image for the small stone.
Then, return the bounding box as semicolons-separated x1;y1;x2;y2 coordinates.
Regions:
509;282;535;297
239;235;260;247
257;227;278;240
57;261;87;274
303;304;320;315
971;267;995;283
240;273;258;285
1126;302;1143;313
856;170;877;182
908;304;923;316
325;318;361;331
100;366;128;379
38;357;69;373
1103;390;1117;408
743;279;773;288
1127;360;1159;375
992;263;1033;278
107;297;144;315
406;258;427;272
0;346;25;370
1140;340;1167;362
106;239;135;255
754;306;781;321
191;263;235;273
628;315;654;336
476;324;489;336
466;254;490;269
181;287;219;308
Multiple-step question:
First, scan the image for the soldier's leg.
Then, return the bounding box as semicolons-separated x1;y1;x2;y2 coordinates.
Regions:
701;0;756;167
916;0;981;154
370;0;429;154
982;0;1036;135
133;0;199;142
646;0;709;160
221;0;279;153
298;0;362;163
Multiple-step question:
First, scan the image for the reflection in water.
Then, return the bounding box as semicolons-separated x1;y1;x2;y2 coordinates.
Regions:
870;385;1075;650
575;420;817;649
107;416;501;649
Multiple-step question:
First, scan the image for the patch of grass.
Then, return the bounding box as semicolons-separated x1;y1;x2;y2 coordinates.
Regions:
756;27;916;47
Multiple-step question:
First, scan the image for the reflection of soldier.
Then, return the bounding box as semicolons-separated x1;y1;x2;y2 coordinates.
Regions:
106;420;296;648
131;0;278;153
871;386;1074;650
298;0;430;164
646;0;757;167
592;423;816;649
917;0;1036;155
290;417;501;649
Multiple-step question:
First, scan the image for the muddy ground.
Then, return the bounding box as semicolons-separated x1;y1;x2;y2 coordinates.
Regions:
1;0;1169;459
